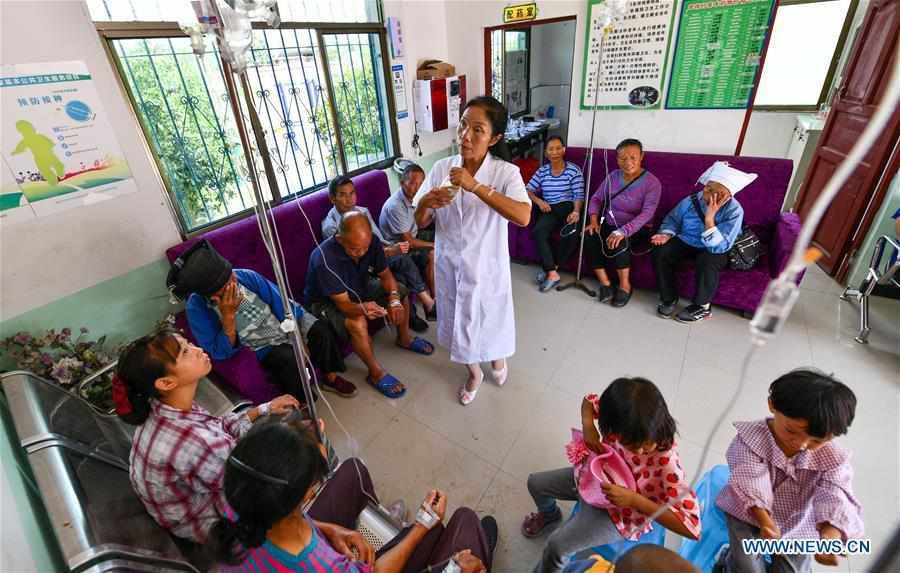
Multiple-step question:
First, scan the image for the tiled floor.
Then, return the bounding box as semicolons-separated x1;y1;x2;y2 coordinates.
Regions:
317;263;900;572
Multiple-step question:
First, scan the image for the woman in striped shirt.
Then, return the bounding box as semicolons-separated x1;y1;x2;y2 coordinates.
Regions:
210;419;496;572
527;137;585;292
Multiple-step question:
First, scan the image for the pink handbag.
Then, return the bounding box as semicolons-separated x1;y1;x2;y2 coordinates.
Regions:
567;429;637;509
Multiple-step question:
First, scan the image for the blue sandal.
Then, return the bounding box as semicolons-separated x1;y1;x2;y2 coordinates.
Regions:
398;336;434;356
367;373;406;399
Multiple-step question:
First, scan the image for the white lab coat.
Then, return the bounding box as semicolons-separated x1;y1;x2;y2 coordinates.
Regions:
413;153;530;364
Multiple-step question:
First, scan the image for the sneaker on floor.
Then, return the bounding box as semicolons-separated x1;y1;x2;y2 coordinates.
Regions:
657;299;678;318
676;304;711;323
481;515;499;555
385;499;408;526
611;287;632;308
596;285;613;303
408;308;429;332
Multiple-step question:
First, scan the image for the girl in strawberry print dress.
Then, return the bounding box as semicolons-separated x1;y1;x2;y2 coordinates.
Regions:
523;377;701;573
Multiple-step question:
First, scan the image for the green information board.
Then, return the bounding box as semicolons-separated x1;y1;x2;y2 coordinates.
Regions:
665;0;775;109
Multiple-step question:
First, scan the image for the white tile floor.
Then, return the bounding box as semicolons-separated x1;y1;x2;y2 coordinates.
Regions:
318;264;900;572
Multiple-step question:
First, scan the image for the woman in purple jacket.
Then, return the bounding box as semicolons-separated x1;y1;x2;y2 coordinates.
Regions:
584;139;661;307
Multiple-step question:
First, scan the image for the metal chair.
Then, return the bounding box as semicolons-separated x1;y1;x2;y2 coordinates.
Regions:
840;235;900;344
1;370;202;572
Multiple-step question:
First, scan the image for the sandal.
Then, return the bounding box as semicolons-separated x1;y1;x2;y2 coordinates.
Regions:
492;364;508;387
459;370;484;406
521;508;563;538
367;373;406;399
397;336;434;356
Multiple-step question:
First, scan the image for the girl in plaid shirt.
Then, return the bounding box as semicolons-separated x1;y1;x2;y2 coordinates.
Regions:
114;330;298;542
716;369;863;572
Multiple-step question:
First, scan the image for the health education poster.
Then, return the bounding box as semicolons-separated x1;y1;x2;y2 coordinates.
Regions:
665;0;776;109
1;61;135;224
580;0;678;110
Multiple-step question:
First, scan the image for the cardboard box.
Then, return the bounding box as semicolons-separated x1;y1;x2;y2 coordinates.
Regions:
416;59;456;81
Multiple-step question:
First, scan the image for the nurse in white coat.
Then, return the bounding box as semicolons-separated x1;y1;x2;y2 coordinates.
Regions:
413;96;531;405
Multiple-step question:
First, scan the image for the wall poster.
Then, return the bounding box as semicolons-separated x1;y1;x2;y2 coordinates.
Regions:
665;0;776;109
1;60;135;224
580;0;677;110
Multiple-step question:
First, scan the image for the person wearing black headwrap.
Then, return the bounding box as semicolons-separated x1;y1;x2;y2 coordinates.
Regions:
168;241;357;400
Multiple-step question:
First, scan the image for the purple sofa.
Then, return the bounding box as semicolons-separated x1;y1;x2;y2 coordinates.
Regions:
165;170;392;404
509;148;800;315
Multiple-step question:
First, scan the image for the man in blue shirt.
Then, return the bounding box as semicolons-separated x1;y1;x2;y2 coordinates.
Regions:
168;241;357;400
305;211;434;399
651;162;756;323
323;175;435;332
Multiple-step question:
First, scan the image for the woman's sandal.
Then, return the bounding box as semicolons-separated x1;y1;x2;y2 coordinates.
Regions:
492;364;508;387
521;508;563;538
458;370;484;406
367;373;406;399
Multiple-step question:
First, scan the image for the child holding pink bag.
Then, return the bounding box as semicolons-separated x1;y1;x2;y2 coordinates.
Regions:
523;377;701;573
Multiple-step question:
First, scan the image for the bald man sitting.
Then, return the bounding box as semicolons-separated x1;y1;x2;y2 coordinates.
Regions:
304;211;434;399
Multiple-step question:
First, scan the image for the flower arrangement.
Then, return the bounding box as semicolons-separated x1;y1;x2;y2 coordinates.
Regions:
1;328;118;411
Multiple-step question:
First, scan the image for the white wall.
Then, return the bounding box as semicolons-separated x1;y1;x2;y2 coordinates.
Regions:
0;0;181;320
439;0;797;158
382;0;455;157
529;20;577;140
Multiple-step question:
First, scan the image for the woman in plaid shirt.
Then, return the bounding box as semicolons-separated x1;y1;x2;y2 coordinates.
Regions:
114;330;299;542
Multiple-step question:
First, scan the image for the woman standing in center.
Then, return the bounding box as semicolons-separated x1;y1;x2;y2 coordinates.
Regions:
414;96;531;406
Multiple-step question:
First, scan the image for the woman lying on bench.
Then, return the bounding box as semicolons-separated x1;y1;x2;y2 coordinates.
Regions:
210;419;498;573
114;329;298;542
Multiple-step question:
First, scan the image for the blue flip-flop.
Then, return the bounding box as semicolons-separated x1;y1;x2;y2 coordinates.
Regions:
367;373;406;399
397;336;434;356
539;277;560;292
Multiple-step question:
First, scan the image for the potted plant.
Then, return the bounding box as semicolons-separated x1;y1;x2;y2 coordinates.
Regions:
1;328;118;413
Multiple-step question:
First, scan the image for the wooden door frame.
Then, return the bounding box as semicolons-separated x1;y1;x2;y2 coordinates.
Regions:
836;137;900;282
483;15;578;100
793;0;900;280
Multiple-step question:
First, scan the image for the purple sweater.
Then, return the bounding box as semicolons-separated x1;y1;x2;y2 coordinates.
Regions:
587;169;662;237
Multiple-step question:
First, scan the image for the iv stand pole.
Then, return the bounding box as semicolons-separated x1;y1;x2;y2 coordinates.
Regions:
221;63;322;442
557;28;608;298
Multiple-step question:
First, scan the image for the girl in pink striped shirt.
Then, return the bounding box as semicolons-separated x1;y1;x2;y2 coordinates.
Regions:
716;369;863;572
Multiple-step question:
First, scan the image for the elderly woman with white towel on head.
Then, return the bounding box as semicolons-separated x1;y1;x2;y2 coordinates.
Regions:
413;96;531;406
650;161;758;323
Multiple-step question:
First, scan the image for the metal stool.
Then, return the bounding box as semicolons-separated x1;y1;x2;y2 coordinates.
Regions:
840;235;900;344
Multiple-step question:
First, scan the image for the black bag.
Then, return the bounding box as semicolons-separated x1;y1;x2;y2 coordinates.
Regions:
690;194;761;271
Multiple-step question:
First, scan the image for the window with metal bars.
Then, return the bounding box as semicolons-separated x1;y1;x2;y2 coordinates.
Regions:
96;19;396;235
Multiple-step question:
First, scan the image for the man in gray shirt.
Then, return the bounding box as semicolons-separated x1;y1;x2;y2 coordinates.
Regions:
322;175;436;331
379;164;436;301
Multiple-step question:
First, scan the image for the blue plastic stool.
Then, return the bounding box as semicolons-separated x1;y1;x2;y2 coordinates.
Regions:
677;465;731;572
568;502;667;563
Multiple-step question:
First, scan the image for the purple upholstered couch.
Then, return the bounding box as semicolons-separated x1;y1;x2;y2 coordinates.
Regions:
509;148;800;315
165;170;392;404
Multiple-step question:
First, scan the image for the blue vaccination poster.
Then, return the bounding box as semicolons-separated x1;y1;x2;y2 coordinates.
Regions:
0;60;135;225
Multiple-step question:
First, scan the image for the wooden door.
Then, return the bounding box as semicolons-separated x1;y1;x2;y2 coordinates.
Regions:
794;0;900;277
